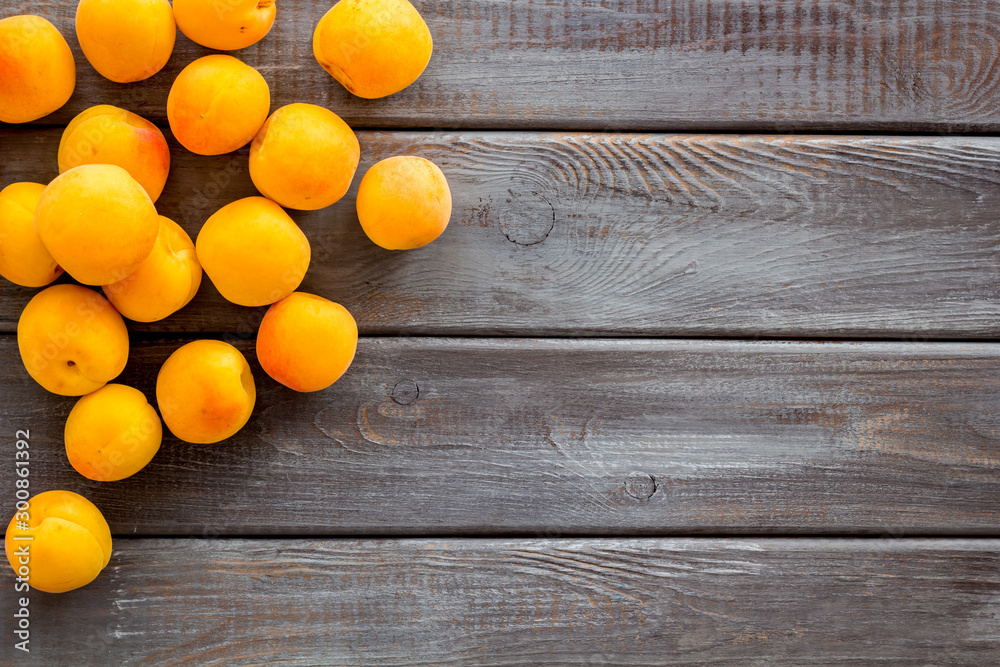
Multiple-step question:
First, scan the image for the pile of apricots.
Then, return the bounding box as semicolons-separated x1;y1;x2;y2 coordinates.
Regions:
1;0;453;593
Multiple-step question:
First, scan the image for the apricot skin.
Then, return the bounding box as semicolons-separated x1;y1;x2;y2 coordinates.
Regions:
35;164;159;286
356;156;452;250
59;105;171;202
167;55;271;156
257;293;358;392
65;384;163;482
250;103;360;210
313;0;432;99
196;197;310;307
0;183;63;287
76;0;176;83
0;15;76;124
156;340;256;444
104;216;202;322
5;490;112;593
173;0;276;51
17;285;130;397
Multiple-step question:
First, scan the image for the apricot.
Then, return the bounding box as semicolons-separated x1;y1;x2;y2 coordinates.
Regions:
35;164;159;286
156;340;256;444
104;216;202;322
58;105;171;202
196;197;310;307
5;490;112;593
173;0;276;51
65;384;162;482
0;183;62;287
0;16;75;123
249;103;360;210
313;0;432;99
356;156;452;249
76;0;176;83
17;285;129;396
257;292;358;392
167;55;271;156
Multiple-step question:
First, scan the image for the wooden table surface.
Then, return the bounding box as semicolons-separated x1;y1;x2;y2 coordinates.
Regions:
2;1;999;665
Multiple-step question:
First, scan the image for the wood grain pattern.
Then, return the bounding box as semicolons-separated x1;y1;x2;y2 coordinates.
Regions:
2;538;998;665
7;0;1000;131
2;130;999;338
1;336;997;535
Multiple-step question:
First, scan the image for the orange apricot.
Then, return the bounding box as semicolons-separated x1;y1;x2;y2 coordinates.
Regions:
0;15;75;123
173;0;276;51
0;183;62;287
313;0;432;99
35;164;159;285
167;55;271;156
156;340;256;444
58;105;171;202
5;490;112;593
249;103;360;210
257;292;358;392
76;0;176;83
356;156;452;250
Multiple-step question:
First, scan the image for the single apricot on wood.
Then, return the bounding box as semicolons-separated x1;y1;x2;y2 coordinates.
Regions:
17;285;129;396
76;0;176;83
156;340;256;444
257;292;358;392
167;55;271;156
196;197;310;307
0;16;76;123
313;0;432;99
59;105;171;202
65;384;163;482
35;164;159;286
249;103;360;210
5;490;112;593
0;183;62;287
104;216;202;322
173;0;276;51
356;156;452;250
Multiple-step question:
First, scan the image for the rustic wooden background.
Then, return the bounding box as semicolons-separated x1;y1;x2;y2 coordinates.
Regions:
1;1;999;664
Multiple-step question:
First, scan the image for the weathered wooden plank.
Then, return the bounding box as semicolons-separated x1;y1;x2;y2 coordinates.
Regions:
1;538;998;664
2;130;999;338
6;0;1000;131
1;336;997;535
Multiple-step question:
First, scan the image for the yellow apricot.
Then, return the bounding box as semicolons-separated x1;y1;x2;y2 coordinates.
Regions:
356;156;452;250
313;0;432;99
173;0;276;51
0;183;62;287
249;103;360;210
0;16;75;123
104;216;202;322
59;105;171;202
65;384;162;482
196;197;310;307
5;490;112;593
257;292;358;392
76;0;176;83
156;340;256;444
17;285;129;396
35;164;159;286
167;55;271;156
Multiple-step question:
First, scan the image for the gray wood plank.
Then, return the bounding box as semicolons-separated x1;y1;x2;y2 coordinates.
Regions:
6;0;1000;131
2;130;999;338
1;538;998;665
1;336;997;535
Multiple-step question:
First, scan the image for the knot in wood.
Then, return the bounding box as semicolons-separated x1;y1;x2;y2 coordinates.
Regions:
625;473;656;500
391;379;419;405
498;189;555;246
